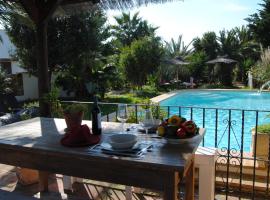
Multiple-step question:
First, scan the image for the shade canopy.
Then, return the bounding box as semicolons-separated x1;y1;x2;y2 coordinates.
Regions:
206;56;237;64
163;56;190;65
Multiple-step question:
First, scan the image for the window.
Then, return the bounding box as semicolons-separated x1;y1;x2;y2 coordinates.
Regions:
0;61;12;74
13;74;24;96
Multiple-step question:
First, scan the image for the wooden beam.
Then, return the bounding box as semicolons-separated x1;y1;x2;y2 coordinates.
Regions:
19;0;39;24
20;0;63;24
37;0;64;23
61;0;98;6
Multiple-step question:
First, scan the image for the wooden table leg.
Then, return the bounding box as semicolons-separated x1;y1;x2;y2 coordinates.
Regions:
163;172;179;200
38;171;49;192
185;157;195;200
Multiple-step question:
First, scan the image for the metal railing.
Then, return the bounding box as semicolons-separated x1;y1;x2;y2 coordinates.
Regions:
61;101;270;199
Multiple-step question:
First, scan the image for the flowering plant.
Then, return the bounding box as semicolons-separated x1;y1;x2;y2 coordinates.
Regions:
157;115;199;139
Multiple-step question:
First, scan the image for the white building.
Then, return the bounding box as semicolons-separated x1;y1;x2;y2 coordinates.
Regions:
0;30;39;101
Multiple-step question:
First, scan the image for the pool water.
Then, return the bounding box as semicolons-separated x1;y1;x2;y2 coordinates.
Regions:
160;90;270;152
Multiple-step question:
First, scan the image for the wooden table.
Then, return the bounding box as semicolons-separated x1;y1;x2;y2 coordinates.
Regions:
0;117;205;200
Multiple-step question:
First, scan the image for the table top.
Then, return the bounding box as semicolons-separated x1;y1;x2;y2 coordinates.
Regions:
0;117;205;174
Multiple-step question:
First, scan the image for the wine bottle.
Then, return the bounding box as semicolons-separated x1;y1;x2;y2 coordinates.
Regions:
91;96;102;135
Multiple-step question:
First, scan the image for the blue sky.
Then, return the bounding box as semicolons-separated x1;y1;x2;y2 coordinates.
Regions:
106;0;262;43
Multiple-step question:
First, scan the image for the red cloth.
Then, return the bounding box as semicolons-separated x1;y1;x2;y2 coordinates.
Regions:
61;124;100;147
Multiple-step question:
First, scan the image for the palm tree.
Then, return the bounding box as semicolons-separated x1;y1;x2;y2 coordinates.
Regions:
111;12;157;47
165;35;193;58
233;26;260;81
194;32;219;60
162;35;193;81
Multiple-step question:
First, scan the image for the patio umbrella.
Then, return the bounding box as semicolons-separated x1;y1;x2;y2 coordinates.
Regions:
163;56;190;81
163;56;190;66
206;55;237;86
206;55;237;64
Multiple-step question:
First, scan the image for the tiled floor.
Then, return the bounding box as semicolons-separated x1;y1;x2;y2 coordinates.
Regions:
1;164;267;200
0;164;163;200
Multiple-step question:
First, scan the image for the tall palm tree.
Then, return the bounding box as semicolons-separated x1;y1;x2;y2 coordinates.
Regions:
165;35;193;58
233;26;260;81
111;12;157;47
163;35;193;81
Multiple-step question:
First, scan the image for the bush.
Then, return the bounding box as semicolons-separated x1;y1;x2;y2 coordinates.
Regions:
257;124;270;134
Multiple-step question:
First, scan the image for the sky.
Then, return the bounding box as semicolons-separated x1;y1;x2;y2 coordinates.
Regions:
106;0;263;44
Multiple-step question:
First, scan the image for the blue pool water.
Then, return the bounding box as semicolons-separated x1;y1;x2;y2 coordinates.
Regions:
160;90;270;152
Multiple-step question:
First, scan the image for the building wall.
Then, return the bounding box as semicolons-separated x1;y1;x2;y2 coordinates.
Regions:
11;61;27;74
16;73;39;101
0;30;38;101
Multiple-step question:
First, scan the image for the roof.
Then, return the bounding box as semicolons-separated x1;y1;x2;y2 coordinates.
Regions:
206;56;237;64
7;0;177;10
0;30;15;60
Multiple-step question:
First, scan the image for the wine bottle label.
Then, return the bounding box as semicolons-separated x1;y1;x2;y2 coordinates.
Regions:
97;113;101;129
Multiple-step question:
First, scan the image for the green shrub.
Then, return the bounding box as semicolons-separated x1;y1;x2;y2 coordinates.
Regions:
64;104;87;115
257;124;270;134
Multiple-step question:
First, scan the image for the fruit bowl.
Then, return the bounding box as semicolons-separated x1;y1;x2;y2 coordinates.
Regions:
157;115;199;143
166;134;201;144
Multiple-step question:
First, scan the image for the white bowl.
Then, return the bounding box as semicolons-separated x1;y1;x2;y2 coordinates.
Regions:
108;134;137;149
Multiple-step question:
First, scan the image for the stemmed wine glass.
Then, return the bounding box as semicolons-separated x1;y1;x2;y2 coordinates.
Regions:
139;108;154;142
117;104;129;133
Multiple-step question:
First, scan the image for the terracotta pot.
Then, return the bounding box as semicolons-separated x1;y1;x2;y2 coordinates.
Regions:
64;111;84;130
251;129;270;159
16;167;39;185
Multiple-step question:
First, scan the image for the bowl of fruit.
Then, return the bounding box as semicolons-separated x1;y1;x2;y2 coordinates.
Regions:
157;115;200;144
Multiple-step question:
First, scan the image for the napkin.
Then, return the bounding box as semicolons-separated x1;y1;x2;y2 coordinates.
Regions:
61;124;100;147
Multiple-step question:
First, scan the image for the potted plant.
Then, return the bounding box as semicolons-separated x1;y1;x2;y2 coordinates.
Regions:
251;123;270;159
64;104;86;130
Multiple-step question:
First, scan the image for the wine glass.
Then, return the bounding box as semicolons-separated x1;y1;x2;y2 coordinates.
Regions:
117;104;129;133
139;108;154;142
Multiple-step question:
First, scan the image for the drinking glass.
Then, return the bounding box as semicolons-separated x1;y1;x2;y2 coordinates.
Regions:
117;104;129;133
139;108;154;142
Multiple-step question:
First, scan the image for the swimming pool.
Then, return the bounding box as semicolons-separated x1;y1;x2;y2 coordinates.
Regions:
159;90;270;152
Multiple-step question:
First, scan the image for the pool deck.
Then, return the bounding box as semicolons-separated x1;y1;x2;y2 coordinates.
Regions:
151;90;179;103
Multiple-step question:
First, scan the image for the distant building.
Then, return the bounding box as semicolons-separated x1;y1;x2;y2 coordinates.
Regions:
0;30;38;101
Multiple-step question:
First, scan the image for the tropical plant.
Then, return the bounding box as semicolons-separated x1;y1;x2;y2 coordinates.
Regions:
233;26;260;82
64;104;86;115
111;12;157;48
3;8;111;98
251;48;270;86
193;32;219;60
119;36;164;88
0;67;12;95
164;35;193;58
246;0;270;48
186;51;208;82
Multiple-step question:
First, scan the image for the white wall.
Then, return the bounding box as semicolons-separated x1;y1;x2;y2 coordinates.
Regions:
11;61;27;74
16;73;39;101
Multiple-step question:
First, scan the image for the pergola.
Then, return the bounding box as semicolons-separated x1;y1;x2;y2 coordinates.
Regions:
4;0;176;117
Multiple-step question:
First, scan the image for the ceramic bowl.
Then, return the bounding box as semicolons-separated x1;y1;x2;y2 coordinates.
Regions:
108;134;137;149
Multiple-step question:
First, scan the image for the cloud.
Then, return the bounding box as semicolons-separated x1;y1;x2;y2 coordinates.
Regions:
224;2;249;12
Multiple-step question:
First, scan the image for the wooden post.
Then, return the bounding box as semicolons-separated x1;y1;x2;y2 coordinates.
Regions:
36;21;51;117
185;156;195;200
163;172;179;200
